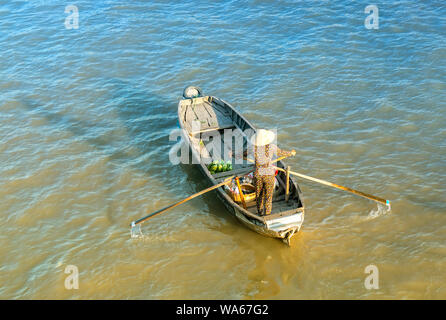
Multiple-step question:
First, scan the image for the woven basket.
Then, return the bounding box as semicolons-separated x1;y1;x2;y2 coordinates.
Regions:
231;183;256;203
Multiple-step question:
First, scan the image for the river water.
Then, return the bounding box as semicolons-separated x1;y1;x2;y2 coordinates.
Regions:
0;0;445;299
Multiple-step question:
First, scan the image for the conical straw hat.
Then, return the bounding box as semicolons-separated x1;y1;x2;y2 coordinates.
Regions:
250;129;276;146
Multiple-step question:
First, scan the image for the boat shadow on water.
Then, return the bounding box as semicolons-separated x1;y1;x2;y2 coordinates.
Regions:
19;82;178;226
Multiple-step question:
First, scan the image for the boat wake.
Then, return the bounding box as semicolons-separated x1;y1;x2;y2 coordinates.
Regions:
366;203;392;220
130;224;144;238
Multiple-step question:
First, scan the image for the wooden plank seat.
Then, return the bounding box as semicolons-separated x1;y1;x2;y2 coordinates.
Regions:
213;165;254;180
190;123;235;136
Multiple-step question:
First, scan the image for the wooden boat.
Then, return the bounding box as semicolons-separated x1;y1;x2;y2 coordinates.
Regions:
177;87;305;245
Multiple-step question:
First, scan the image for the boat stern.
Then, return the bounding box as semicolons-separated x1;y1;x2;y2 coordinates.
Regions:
265;210;304;241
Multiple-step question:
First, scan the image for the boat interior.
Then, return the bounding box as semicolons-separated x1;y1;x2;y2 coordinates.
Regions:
179;96;304;218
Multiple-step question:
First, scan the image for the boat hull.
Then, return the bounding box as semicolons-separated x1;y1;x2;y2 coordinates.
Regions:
178;94;305;245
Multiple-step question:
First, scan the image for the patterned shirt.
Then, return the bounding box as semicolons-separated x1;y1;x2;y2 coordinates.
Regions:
248;144;293;176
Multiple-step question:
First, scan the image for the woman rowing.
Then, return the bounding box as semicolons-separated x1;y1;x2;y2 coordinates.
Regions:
232;129;296;216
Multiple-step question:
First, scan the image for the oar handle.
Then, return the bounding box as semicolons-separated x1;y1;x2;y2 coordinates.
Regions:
130;176;234;227
271;154;292;163
244;154;291;165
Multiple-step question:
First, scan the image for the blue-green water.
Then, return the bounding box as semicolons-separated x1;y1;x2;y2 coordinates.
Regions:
0;0;445;299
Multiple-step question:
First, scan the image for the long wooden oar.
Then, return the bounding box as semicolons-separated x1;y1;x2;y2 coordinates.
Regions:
130;176;234;227
275;166;390;208
245;157;390;208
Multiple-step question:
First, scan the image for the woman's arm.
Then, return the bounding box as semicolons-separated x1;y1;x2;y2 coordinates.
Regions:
274;144;296;158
